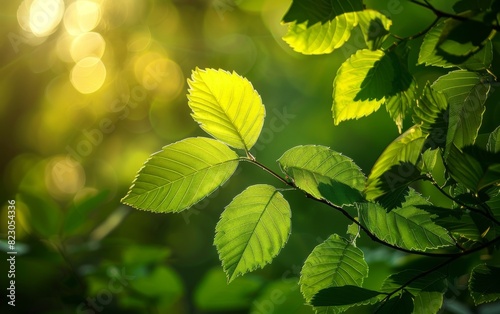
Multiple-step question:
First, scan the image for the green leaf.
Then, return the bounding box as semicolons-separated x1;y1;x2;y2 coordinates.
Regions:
282;0;363;24
300;234;368;313
381;269;446;294
487;126;500;153
384;47;417;133
187;68;266;151
365;125;426;202
311;286;384;307
215;184;291;283
375;291;414;314
413;291;444;314
64;190;108;234
419;148;439;173
278;145;365;206
358;191;455;251
413;83;449;149
460;40;493;71
18;193;62;238
432;70;490;155
282;13;358;55
122;137;239;213
446;145;500;192
469;264;500;305
332;49;388;124
357;10;392;51
129;266;184;308
418;18;494;69
194;268;263;311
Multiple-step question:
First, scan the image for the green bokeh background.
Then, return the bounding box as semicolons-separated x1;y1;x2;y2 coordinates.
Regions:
1;0;499;313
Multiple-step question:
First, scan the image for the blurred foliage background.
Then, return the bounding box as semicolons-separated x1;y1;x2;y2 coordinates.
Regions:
1;0;500;313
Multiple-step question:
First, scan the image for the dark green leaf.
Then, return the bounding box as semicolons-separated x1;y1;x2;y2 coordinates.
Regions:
282;0;363;24
64;190;108;234
446;145;500;192
487;126;500;153
215;184;291;282
469;264;500;305
278;145;365;206
122;137;239;213
381;269;446;294
375;291;414;314
311;286;384;307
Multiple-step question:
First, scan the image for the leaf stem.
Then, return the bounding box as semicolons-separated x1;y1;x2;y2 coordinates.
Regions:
427;174;500;225
245;157;500;257
378;234;500;310
409;0;500;31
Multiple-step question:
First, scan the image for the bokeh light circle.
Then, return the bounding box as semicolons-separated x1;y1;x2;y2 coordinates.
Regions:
70;57;106;94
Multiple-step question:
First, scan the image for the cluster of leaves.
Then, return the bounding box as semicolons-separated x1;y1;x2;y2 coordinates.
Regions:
122;0;500;313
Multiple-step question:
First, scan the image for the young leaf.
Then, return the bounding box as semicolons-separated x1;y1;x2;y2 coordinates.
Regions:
332;49;389;124
122;137;239;213
311;286;384;307
487;126;500;153
187;68;265;151
300;234;368;313
365;125;426;202
357;10;392;51
282;13;358;55
278;145;365;206
358;191;455;251
469;264;500;305
215;184;291;283
432;70;490;156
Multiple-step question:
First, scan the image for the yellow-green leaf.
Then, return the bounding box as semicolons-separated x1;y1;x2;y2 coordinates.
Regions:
188;68;266;151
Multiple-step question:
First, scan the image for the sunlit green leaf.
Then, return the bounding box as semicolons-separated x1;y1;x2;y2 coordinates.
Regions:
469;264;500;305
487;126;500;153
187;68;266;151
283;13;358;55
365;125;426;201
358;191;455;251
300;234;368;313
215;184;291;282
432;70;490;156
122;137;239;213
357;10;392;51
194;268;263;311
332;49;388;124
419;148;439;173
278;145;365;206
311;286;384;307
375;291;414;314
413;291;444;314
